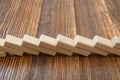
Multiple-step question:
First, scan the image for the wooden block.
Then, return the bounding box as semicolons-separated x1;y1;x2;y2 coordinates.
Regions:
5;35;39;55
0;39;23;56
39;34;73;56
111;36;120;49
93;35;120;56
74;35;108;56
56;34;90;56
22;34;56;56
0;52;7;57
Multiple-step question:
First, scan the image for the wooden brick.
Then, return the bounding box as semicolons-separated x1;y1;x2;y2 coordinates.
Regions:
74;35;108;56
22;34;56;56
5;35;39;55
0;52;7;57
0;39;23;56
39;34;73;56
93;35;120;56
56;34;90;56
111;36;120;49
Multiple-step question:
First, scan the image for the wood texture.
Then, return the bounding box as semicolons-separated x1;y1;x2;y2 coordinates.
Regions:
56;34;90;56
93;35;120;56
0;0;120;79
5;35;39;55
74;35;108;56
22;34;56;56
0;39;23;56
39;34;73;56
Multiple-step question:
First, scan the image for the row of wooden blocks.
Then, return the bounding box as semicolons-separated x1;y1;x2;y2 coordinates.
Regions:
0;34;120;57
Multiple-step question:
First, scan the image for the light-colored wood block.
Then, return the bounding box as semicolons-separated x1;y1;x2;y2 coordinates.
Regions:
39;34;73;56
0;39;23;56
56;34;90;56
0;52;7;57
74;35;108;56
5;35;39;55
93;35;120;56
111;36;120;49
22;34;56;56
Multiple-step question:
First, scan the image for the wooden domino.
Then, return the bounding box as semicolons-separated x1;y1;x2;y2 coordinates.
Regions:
5;35;39;55
39;34;73;56
0;38;23;56
74;35;108;56
56;34;90;56
93;35;120;56
111;36;120;49
0;52;7;57
22;34;56;56
0;34;120;57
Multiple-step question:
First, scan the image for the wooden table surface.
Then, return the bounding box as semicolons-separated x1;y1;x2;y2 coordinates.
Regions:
0;0;120;79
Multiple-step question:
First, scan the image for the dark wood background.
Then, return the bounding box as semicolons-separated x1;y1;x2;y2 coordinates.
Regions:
0;0;120;79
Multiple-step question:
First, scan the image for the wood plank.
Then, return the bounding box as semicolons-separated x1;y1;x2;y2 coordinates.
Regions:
50;0;76;38
104;0;120;26
0;0;12;24
0;0;21;38
93;35;120;55
56;34;90;56
26;0;43;36
37;0;53;37
74;35;108;56
75;0;119;39
0;0;43;38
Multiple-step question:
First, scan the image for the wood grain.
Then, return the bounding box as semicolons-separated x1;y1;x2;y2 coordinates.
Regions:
0;0;120;79
75;0;120;39
0;0;12;24
50;0;76;38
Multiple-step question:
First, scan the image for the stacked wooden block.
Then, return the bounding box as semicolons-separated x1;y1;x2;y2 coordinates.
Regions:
0;34;120;57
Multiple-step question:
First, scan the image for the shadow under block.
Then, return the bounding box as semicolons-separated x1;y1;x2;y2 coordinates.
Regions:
74;35;108;56
111;36;120;49
93;35;120;56
4;35;39;55
0;39;23;56
22;35;56;56
56;34;90;56
39;35;73;56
